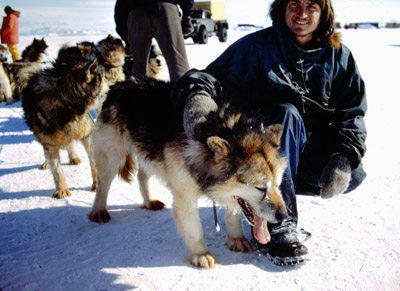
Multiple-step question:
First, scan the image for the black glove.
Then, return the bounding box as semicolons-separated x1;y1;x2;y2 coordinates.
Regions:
171;69;222;105
319;153;351;199
181;16;194;37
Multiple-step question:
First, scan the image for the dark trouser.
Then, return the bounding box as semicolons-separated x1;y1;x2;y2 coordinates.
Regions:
127;2;190;81
263;103;366;244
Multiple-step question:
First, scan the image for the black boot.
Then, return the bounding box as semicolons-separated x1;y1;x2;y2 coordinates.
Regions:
254;223;311;266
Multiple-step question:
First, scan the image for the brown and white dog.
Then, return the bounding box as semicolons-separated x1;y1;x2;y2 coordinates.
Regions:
21;43;108;198
88;76;288;268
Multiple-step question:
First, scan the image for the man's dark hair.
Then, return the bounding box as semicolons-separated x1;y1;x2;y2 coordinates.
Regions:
269;0;336;41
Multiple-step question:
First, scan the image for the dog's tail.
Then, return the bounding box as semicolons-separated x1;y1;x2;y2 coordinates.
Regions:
14;63;42;100
118;154;136;183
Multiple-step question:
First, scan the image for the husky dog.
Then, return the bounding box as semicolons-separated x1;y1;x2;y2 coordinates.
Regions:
21;38;48;63
147;43;166;79
88;76;288;268
11;38;48;102
11;38;48;76
21;43;107;198
0;45;13;104
123;43;166;80
96;35;126;84
93;35;126;114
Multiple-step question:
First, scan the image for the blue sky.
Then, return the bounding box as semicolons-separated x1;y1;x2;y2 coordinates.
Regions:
3;0;400;35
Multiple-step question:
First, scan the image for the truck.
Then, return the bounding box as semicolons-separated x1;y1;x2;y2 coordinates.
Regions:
187;1;229;44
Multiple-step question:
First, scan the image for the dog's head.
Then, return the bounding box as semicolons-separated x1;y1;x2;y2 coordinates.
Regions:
96;34;126;68
148;44;166;73
32;38;48;56
0;45;8;62
185;108;288;243
55;43;103;85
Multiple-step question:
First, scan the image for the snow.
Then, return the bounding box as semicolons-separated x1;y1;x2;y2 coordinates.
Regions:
1;28;400;291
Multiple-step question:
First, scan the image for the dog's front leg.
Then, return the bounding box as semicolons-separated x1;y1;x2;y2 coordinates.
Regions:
43;146;70;199
225;209;252;253
172;191;216;268
81;136;98;191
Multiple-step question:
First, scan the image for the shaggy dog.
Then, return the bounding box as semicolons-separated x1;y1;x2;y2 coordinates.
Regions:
94;34;126;114
88;76;288;268
123;43;166;80
20;38;48;63
0;45;13;104
21;43;108;198
36;36;126;170
10;38;48;102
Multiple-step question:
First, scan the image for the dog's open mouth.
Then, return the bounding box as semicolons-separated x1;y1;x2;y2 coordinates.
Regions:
236;197;255;225
235;196;271;244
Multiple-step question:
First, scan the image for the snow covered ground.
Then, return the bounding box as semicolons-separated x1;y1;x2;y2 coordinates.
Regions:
1;28;400;291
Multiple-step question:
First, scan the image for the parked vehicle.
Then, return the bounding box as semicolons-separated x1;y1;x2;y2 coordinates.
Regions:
187;1;229;44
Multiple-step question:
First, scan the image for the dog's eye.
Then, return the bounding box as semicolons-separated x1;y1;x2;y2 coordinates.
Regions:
255;187;266;193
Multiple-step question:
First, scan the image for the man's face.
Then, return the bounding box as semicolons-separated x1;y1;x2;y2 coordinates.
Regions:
285;0;322;46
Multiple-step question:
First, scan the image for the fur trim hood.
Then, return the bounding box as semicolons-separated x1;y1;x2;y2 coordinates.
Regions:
327;31;341;49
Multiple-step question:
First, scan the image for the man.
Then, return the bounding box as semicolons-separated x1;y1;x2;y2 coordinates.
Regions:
172;0;367;266
114;0;193;81
1;6;21;62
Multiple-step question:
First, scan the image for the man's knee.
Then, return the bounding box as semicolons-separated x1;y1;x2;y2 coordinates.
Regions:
273;103;302;125
345;164;367;193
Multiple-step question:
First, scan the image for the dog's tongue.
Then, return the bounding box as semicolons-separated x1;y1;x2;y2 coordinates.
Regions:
253;214;270;244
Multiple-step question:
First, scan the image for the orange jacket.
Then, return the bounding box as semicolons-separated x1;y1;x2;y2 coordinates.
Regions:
1;12;19;44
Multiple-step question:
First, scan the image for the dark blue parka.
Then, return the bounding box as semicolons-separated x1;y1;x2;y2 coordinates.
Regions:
205;25;367;171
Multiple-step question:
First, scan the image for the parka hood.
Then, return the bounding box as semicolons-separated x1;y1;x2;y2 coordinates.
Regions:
327;31;341;49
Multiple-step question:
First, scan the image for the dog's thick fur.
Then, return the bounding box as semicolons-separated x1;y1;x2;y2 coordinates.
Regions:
0;45;13;104
21;43;108;198
88;76;288;268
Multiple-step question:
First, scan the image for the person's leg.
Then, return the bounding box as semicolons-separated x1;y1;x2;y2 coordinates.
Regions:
127;5;154;77
296;130;367;196
7;44;20;62
255;103;309;265
153;2;190;81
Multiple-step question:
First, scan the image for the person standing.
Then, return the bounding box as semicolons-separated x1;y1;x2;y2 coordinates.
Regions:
173;0;367;266
1;6;20;62
114;0;193;81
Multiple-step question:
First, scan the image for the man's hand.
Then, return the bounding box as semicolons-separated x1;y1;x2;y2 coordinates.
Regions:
319;153;351;199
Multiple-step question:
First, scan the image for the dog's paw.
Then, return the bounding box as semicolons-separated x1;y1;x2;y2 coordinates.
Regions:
69;158;81;165
52;189;71;199
189;252;217;269
140;200;166;211
226;237;252;253
87;209;111;223
41;161;49;170
91;181;97;191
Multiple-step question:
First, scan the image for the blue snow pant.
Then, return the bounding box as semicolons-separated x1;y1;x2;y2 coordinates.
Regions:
262;103;366;244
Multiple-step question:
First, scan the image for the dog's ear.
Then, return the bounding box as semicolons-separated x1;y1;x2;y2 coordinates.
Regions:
84;58;99;82
265;124;283;148
207;136;230;161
